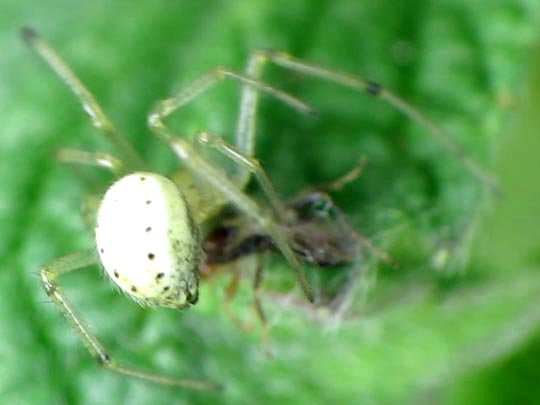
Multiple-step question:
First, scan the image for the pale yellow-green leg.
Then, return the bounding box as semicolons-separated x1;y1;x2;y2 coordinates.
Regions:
147;63;313;207
55;148;125;232
40;250;222;391
55;148;126;177
147;70;314;302
80;194;102;234
153;66;314;222
195;131;287;222
231;52;267;188
21;27;146;171
146;141;313;301
235;50;499;193
148;67;313;151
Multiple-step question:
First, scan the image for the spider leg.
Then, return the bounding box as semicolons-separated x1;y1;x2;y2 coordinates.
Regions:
21;27;145;171
55;148;126;176
231;52;268;188
39;250;221;391
148;62;317;222
53;148;126;232
152;133;313;301
146;64;313;208
235;50;499;194
195;131;287;222
252;254;271;357
148;83;314;302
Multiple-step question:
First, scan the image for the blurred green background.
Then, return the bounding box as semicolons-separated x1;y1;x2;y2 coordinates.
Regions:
1;1;540;404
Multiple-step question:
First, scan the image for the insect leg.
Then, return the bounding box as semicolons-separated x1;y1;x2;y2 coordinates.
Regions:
252;255;271;356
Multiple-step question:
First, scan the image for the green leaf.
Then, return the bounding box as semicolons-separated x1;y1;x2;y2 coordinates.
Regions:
1;1;539;404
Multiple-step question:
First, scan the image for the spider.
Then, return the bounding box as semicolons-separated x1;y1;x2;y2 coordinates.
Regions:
22;26;496;391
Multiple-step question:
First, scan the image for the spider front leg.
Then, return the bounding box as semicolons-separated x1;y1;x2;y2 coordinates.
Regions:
148;64;313;222
40;251;220;391
195;131;287;222
21;27;145;171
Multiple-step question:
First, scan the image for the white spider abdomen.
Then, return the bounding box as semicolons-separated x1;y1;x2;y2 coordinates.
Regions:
95;172;201;309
